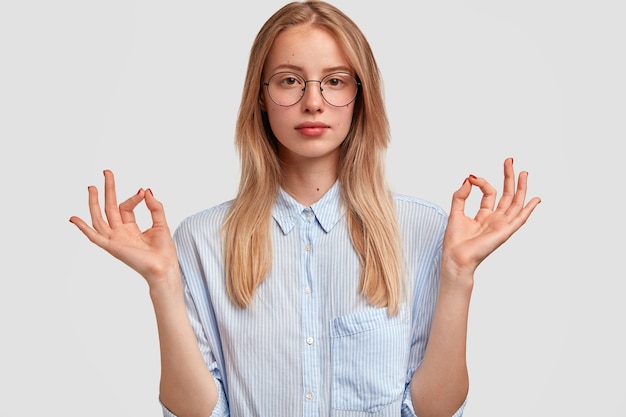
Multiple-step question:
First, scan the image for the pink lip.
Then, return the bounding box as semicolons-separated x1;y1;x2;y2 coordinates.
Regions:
296;122;329;137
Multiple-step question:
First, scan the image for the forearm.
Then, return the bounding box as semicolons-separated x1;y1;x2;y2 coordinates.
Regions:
410;272;472;417
150;278;218;417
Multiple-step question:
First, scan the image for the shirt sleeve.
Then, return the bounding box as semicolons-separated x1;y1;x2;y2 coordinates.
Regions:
159;368;229;417
159;372;229;417
159;275;230;417
399;258;467;416
400;215;466;416
401;396;466;417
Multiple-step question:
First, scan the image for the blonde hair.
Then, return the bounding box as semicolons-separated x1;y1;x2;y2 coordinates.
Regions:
223;1;404;315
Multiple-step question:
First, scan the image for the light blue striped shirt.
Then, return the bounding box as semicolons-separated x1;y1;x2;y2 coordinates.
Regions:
163;182;465;416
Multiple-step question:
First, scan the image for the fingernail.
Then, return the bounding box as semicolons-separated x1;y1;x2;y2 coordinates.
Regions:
469;174;477;179
462;177;469;185
146;188;153;196
136;188;142;195
511;157;514;165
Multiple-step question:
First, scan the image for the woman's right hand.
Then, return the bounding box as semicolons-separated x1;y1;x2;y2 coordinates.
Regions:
69;170;180;288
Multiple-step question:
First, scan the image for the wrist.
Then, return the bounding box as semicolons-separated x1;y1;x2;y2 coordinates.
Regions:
439;260;475;294
149;273;184;302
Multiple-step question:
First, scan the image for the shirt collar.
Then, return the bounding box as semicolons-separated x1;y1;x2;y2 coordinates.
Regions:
272;181;344;235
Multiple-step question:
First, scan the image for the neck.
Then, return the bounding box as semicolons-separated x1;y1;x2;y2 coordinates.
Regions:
280;157;338;207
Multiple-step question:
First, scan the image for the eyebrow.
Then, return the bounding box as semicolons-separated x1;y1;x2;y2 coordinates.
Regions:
271;63;354;74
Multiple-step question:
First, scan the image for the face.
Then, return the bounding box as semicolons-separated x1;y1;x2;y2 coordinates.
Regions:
261;25;356;169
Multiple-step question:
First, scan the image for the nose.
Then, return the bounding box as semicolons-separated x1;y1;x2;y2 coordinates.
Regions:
301;80;324;112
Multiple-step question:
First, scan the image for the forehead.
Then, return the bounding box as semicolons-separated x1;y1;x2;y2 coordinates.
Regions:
264;25;351;75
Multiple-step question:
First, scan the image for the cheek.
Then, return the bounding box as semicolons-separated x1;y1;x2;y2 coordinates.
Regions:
337;108;355;128
265;107;292;137
267;106;284;122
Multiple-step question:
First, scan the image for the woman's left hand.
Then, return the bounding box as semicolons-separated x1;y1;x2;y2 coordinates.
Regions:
441;157;541;279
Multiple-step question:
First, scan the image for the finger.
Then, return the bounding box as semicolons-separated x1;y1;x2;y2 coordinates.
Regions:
87;185;111;234
449;177;472;216
496;158;516;211
510;196;542;230
119;189;145;224
507;169;538;217
69;215;109;248
504;169;541;229
467;174;497;220
144;188;171;231
103;170;123;228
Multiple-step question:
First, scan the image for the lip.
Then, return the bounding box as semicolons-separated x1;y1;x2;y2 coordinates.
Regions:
296;122;329;137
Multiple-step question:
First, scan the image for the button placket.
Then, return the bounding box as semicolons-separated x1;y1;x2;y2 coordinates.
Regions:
301;207;319;414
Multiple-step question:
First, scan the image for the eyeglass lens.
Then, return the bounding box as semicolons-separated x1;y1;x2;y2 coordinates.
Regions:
266;72;358;107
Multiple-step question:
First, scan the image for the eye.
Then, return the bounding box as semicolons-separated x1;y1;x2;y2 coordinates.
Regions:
327;77;343;87
323;73;352;89
275;73;303;88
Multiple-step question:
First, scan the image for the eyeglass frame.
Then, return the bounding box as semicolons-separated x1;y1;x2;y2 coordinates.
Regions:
262;71;361;107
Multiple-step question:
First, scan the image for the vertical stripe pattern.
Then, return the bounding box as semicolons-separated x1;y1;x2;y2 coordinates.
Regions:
161;183;465;417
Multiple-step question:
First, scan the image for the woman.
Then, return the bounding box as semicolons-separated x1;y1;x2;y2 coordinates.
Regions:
70;2;540;416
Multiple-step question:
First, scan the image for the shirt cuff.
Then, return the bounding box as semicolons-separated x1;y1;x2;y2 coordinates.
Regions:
159;368;229;416
401;386;466;417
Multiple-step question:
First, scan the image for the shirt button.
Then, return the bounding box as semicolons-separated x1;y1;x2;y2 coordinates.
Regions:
305;391;313;400
305;244;311;251
305;286;311;294
306;336;314;345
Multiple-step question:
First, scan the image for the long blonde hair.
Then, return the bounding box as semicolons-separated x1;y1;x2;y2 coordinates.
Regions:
223;0;404;315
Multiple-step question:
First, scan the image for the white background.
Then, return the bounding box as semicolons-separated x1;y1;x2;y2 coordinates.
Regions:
1;1;623;416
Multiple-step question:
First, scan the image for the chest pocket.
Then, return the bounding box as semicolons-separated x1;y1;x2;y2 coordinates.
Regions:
329;306;410;412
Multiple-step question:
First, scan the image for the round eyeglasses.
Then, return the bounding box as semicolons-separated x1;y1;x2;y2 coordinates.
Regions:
263;71;360;107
